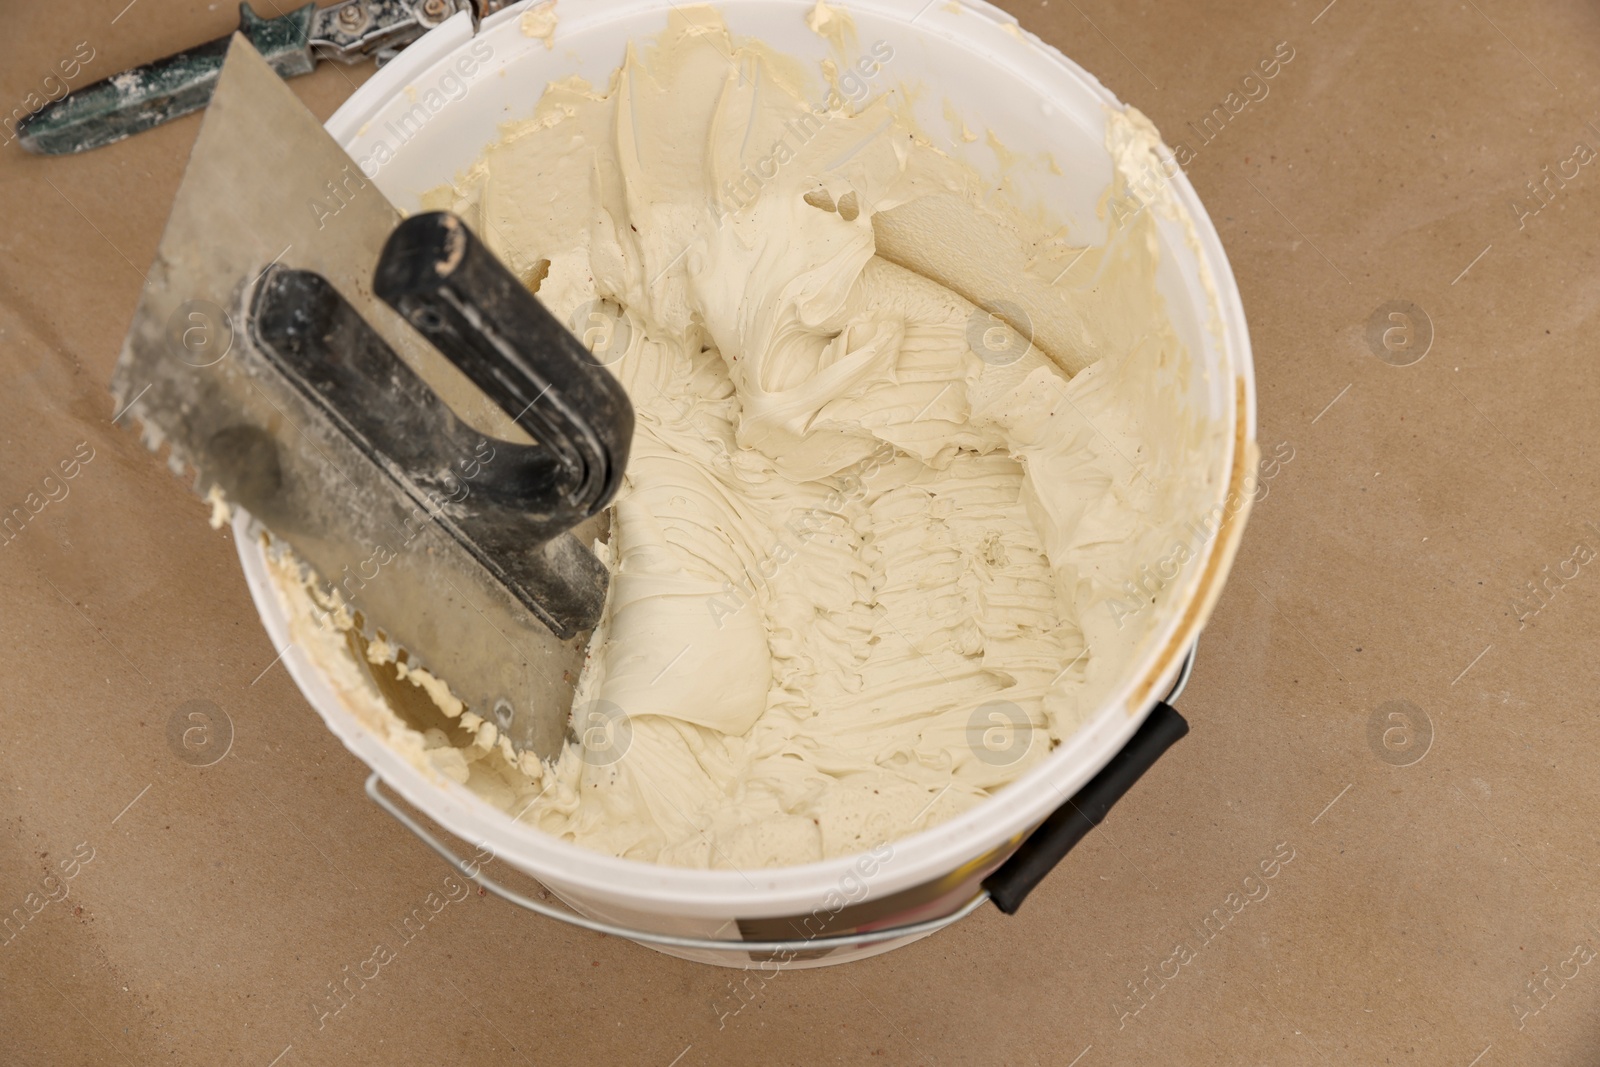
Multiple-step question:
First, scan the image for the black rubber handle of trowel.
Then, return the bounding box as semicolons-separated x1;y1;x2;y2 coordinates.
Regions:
982;703;1188;915
374;212;633;517
249;264;616;638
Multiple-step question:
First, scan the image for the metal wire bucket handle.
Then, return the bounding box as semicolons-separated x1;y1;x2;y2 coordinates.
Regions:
366;645;1196;955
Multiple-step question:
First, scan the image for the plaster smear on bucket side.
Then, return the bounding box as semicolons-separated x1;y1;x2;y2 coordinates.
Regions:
265;5;1230;870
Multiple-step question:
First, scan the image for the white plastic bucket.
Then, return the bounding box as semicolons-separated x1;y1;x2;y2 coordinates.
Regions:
235;0;1256;967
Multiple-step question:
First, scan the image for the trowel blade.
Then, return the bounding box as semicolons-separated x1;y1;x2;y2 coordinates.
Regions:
110;34;584;761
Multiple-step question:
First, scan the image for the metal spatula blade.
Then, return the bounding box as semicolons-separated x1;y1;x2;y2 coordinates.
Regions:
111;35;629;760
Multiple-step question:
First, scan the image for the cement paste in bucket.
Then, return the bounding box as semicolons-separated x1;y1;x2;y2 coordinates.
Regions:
234;0;1257;967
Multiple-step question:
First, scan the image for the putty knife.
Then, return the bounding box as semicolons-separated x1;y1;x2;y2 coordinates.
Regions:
17;1;516;155
110;35;631;760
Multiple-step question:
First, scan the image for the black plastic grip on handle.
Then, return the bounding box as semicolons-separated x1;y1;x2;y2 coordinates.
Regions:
983;702;1189;914
246;210;635;639
373;212;633;518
